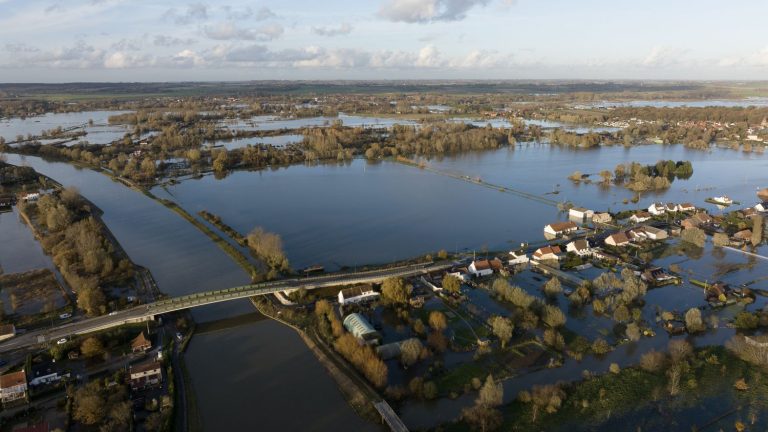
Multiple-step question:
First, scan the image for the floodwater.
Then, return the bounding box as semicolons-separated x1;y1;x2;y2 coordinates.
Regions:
1;154;371;431
0;111;131;144
210;134;304;150
154;143;767;271
583;98;768;108
219;113;418;131
186;320;379;431
3;110;767;431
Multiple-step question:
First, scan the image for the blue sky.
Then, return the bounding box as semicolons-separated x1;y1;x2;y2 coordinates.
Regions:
0;0;766;82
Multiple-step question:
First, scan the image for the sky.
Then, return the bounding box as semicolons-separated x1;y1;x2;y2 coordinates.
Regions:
0;0;767;82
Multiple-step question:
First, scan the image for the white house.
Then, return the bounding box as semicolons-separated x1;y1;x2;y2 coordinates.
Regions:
755;202;768;213
665;203;678;213
639;226;668;240
21;192;40;202
543;221;578;237
712;196;733;205
447;271;470;283
566;239;592;257
338;286;380;305
676;203;696;212
630;211;652;224
648;203;666;216
0;371;27;404
532;246;563;261
592;213;612;224
568;207;594;221
508;251;530;265
468;259;497;277
605;232;630;247
129;361;163;391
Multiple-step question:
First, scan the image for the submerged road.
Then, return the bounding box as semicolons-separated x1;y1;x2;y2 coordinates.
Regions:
0;261;453;354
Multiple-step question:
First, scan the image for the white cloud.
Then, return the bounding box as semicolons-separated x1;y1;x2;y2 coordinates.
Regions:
378;0;490;23
153;35;196;47
104;51;151;68
312;23;353;37
641;46;687;67
203;22;284;41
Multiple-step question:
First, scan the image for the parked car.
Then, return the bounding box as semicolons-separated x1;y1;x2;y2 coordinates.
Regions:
108;311;118;316
176;332;183;341
56;338;68;345
59;313;72;320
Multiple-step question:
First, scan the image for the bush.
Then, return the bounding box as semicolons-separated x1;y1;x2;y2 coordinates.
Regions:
733;312;759;330
685;308;706;333
591;338;612;355
640;350;667;372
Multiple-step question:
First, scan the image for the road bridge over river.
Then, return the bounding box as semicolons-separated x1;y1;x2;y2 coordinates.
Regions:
0;261;453;354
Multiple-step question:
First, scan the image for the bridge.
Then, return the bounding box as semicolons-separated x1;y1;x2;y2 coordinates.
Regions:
0;261;454;354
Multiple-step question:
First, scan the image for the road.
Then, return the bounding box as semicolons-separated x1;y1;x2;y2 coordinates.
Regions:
0;261;454;355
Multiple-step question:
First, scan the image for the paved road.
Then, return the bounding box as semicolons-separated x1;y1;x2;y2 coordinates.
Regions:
0;261;454;355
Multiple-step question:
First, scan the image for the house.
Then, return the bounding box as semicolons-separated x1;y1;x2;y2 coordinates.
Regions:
533;246;563;261
711;196;733;205
634;225;668;241
605;232;630;247
447;271;470;283
21;192;40;202
733;229;753;241
676;203;696;212
508;250;530;266
129;361;163;391
681;217;698;229
693;212;713;225
754;202;768;213
468;259;502;277
592;212;612;224
630;211;652;224
0;324;16;342
0;196;14;209
342;313;381;344
591;249;619;263
29;363;68;387
0;370;28;404
568;207;594;221
131;332;152;353
741;208;758;218
641;267;678;286
648;203;666;216
338;285;380;305
543;221;578;236
566;239;592;257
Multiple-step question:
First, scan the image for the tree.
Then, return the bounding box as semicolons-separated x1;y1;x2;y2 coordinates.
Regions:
625;322;641;341
640;350;667;372
442;274;461;294
668;339;693;365
247;227;290;272
752;215;764;246
543;277;562;298
74;381;106;425
684;308;705;333
681;226;706;247
81;337;105;359
428;311;447;333
733;312;759;329
477;375;503;408
381;277;411;305
528;384;565;422
542;305;566;328
488;316;513;348
400;338;423;367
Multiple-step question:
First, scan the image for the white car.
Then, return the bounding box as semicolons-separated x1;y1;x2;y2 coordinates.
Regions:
59;313;72;319
108;311;118;316
56;338;68;345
